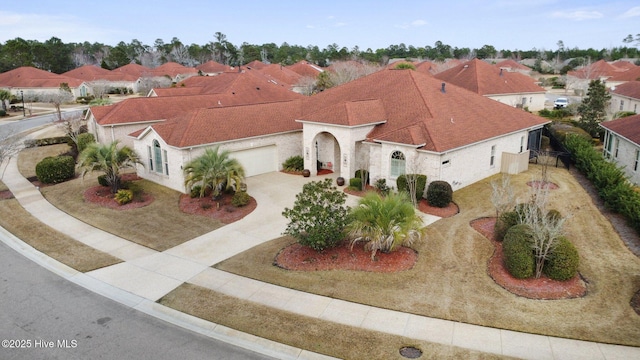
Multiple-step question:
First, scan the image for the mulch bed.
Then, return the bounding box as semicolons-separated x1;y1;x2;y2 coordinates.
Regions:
178;193;257;224
83;185;154;210
275;240;417;272
470;217;587;300
344;186;459;218
0;190;14;200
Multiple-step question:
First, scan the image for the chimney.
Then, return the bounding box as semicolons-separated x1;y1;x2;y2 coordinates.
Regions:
441;82;446;93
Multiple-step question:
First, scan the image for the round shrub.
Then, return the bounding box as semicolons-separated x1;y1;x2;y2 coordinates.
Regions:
502;224;535;279
426;180;453;208
98;175;109;187
76;133;95;154
494;210;519;241
544;236;579;281
231;191;251;207
546;209;562;224
349;177;363;191
396;174;427;202
35;156;75;184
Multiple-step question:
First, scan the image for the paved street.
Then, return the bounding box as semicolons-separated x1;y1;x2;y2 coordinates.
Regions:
0;241;274;360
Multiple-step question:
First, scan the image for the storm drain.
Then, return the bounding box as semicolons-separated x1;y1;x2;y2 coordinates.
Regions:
399;346;423;358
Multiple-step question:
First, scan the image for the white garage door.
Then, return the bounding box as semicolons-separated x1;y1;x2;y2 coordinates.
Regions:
230;145;278;177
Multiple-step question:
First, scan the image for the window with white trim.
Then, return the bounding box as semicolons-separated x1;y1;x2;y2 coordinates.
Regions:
490;145;496;167
604;132;613;159
148;140;169;175
520;136;524;153
620;100;624;111
153;140;163;174
390;151;406;178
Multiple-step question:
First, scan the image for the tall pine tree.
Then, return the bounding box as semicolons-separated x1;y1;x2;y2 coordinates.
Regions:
577;79;611;138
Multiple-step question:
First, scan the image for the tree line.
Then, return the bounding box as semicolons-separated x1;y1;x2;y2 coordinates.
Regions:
0;32;639;74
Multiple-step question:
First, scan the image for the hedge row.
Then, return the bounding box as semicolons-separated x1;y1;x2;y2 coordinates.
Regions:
564;134;640;233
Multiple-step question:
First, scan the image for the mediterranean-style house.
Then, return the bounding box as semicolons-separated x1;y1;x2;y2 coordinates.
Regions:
0;66;91;98
434;59;546;111
94;68;549;194
601;114;640;186
609;81;640;115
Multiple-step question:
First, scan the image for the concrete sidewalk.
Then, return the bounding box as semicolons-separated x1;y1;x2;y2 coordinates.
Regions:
1;147;639;359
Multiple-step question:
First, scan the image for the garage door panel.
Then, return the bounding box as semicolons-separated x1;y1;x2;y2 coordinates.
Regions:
230;145;277;177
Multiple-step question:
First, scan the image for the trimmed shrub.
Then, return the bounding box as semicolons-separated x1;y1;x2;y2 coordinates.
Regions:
546;209;562;223
114;189;133;205
98;175;109;187
354;169;370;185
502;224;535;279
374;178;391;196
231;191;251;207
76;133;95;154
543;236;579;281
494;210;520;241
35;156;75;184
396;174;427;202
426;180;453;208
349;177;363;191
282;155;304;172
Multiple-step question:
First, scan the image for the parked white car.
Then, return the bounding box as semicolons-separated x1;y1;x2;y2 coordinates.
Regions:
554;97;569;108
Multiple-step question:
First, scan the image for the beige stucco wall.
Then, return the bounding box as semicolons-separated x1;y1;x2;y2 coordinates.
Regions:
488;93;546;111
610;93;640;115
134;129;302;193
604;131;640;186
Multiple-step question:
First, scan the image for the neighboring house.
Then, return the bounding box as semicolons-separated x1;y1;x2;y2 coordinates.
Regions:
146;62;198;82
146;70;304;101
600;114;640;186
286;60;324;78
434;59;546;111
255;64;304;92
62;65;140;95
566;60;631;92
110;69;548;194
607;66;640;87
195;60;231;75
0;66;91;98
609;81;640;115
494;59;532;75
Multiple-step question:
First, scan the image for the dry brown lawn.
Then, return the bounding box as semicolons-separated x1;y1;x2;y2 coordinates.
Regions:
159;283;513;360
0;196;121;272
214;165;640;347
18;145;224;251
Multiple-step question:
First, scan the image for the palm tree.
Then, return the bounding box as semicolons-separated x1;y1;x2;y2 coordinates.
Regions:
77;141;142;193
347;191;425;260
183;146;245;198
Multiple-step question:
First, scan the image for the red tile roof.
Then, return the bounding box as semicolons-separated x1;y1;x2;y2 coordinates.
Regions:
148;62;198;78
148;100;304;147
610;81;640;100
286;60;323;78
0;66;86;88
434;59;545;96
568;60;628;79
245;60;268;70
195;61;231;74
301;68;548;152
255;64;302;89
600;114;640;145
495;59;531;72
150;71;304;102
63;65;138;82
414;61;436;75
608;66;640;82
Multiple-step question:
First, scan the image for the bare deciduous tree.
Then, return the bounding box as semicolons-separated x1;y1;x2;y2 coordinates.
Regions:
520;181;567;279
39;84;75;121
91;80;111;99
326;61;382;88
295;76;317;96
56;114;85;149
404;155;422;208
490;174;515;217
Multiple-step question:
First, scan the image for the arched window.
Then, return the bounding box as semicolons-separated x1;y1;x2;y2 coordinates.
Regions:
390;151;405;178
147;140;169;175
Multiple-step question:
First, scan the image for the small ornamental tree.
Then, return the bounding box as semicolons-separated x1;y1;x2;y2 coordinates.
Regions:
282;178;350;251
577;79;611;138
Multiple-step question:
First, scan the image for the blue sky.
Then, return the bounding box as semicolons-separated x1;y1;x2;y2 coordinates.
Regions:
1;0;638;52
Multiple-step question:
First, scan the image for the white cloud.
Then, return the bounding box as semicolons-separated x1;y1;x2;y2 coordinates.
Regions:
620;6;640;18
550;10;604;21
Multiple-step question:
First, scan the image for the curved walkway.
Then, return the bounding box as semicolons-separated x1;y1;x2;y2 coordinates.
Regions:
2;151;639;359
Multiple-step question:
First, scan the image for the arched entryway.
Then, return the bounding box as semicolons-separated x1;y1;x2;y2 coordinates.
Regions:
311;132;341;176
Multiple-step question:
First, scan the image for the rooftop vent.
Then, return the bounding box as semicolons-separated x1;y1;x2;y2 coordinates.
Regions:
441;82;446;93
